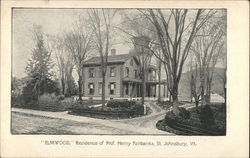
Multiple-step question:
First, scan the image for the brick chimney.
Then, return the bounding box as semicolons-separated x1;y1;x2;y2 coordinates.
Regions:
111;49;116;56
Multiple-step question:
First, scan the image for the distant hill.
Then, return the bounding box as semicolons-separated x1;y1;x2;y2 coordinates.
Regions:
178;67;225;101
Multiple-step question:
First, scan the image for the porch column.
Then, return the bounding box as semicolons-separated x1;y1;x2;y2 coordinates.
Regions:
154;84;157;98
138;84;141;97
129;82;132;99
163;83;166;97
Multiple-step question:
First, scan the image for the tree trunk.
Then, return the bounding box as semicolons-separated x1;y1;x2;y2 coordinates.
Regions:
200;70;206;106
172;85;180;115
157;66;161;103
224;80;226;104
101;72;106;106
141;69;146;105
61;78;65;95
78;75;83;102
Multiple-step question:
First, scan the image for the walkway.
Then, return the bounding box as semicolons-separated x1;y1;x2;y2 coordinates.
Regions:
12;102;173;135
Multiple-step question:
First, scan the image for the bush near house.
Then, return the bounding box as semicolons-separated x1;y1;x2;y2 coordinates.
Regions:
37;93;67;112
12;93;72;112
68;100;145;119
156;103;226;135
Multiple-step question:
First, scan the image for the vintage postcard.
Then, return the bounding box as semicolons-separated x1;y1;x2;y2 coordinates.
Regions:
1;0;249;157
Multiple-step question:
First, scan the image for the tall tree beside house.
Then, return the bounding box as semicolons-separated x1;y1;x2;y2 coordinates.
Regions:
137;9;216;115
118;11;164;103
132;36;153;105
24;24;59;103
64;16;93;101
87;9;117;106
52;35;76;97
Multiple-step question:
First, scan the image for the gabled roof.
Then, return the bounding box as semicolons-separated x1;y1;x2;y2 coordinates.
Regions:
83;54;133;66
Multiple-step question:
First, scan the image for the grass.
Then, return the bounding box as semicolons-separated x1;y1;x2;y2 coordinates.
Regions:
11;112;138;134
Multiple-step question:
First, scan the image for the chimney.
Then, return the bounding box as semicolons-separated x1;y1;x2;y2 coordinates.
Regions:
111;49;116;56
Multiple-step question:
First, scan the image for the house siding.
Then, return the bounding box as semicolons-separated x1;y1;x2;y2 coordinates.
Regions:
83;54;161;98
83;64;123;98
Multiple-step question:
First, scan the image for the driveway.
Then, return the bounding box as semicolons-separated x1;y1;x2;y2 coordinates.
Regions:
11;102;172;135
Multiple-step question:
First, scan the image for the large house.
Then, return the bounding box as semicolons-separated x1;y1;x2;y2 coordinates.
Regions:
82;49;161;99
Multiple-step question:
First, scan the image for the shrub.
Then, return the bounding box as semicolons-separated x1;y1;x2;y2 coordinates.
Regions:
57;95;65;101
199;105;215;129
68;100;145;118
38;93;65;111
11;94;25;108
22;79;38;103
106;100;144;113
107;100;142;109
179;107;191;119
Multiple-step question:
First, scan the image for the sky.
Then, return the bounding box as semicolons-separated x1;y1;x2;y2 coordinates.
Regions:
12;8;226;79
12;8;131;78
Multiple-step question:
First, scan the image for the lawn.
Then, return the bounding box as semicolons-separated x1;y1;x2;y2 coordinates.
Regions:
11;112;136;134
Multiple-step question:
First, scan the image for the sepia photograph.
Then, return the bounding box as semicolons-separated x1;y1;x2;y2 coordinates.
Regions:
10;8;227;136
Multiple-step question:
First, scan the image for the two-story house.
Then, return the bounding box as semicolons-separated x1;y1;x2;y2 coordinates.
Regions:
82;49;158;99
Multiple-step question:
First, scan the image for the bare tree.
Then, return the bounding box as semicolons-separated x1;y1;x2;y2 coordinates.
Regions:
191;19;225;106
87;9;117;106
64;16;93;101
52;35;74;96
117;11;164;104
138;9;216;115
131;36;153;104
217;51;226;104
188;55;201;109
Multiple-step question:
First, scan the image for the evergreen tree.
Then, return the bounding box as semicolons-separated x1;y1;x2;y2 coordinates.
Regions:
23;25;58;102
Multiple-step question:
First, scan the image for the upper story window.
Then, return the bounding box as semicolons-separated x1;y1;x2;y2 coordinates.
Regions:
110;67;116;77
125;67;129;78
88;83;95;95
89;68;95;78
152;70;156;79
130;59;134;66
109;82;116;95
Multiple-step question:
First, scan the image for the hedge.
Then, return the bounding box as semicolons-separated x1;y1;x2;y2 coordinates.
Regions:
68;100;144;119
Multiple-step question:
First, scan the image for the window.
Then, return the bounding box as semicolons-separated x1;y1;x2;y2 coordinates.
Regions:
110;67;116;77
88;83;95;95
125;84;129;95
130;59;134;66
152;70;156;79
98;82;102;95
109;82;116;95
125;67;129;77
134;70;138;78
89;68;95;78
